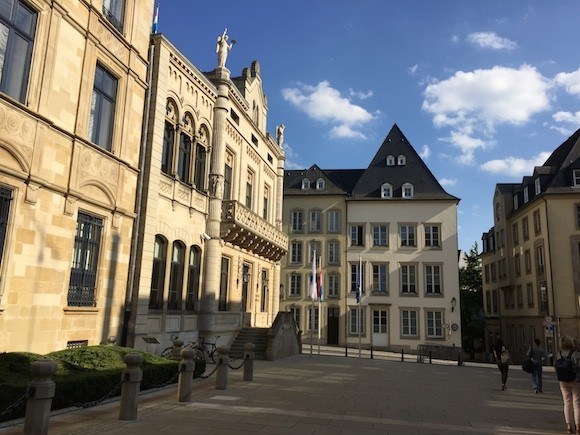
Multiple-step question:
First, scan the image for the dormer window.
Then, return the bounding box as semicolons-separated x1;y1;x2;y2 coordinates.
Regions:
397;155;406;166
386;155;395;166
534;178;541;195
381;183;392;199
523;186;529;203
513;195;518;210
301;178;310;190
316;178;325;190
402;183;413;198
573;169;580;187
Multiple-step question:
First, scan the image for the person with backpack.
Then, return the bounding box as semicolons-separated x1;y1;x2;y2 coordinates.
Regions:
527;338;549;393
556;335;580;434
493;334;510;390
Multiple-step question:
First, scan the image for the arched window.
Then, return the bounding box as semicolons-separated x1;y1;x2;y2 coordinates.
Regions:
316;178;325;190
167;241;185;310
162;100;177;175
386;155;395;166
149;235;167;309
381;183;392;199
397;155;406;166
402;182;414;198
193;126;209;190
185;246;201;311
177;113;194;183
302;178;310;190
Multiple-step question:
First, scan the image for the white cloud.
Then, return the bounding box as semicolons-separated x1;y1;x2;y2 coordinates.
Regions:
480;152;551;178
554;68;580;96
553;110;580;125
467;32;517;50
282;142;303;169
439;178;457;187
282;81;376;139
408;64;419;76
348;88;373;100
419;145;431;159
423;65;550;163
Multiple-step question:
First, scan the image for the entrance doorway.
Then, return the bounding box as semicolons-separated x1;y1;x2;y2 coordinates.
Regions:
372;309;388;347
327;307;339;345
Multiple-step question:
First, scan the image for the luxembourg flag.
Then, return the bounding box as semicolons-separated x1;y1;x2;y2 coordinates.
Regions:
152;4;159;33
309;252;318;301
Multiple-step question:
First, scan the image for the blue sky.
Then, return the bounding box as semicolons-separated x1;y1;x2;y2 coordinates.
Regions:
158;1;580;254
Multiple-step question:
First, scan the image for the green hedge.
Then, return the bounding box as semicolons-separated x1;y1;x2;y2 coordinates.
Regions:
0;346;205;423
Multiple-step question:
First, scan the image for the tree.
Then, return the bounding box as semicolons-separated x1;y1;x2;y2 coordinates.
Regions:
459;242;484;358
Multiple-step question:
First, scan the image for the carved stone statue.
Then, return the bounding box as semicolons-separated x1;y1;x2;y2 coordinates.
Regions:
276;124;285;147
216;29;235;68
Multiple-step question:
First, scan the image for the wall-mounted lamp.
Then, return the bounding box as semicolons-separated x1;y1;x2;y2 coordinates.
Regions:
200;233;211;243
451;297;457;312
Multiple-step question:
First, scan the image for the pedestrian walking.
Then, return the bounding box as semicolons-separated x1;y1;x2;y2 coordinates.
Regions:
493;334;510;390
555;335;580;434
527;338;549;393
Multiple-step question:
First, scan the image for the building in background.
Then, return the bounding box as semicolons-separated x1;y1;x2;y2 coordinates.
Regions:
128;33;287;352
0;0;154;353
281;125;462;351
481;128;580;363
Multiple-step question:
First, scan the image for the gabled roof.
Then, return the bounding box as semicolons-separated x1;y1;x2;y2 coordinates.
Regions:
540;128;580;193
284;165;360;196
351;124;458;201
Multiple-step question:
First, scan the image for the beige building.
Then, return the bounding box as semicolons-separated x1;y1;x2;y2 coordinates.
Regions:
281;125;462;351
128;33;287;352
481;128;580;362
0;0;154;353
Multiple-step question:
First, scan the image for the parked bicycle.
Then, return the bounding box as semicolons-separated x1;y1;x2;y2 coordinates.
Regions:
161;336;221;364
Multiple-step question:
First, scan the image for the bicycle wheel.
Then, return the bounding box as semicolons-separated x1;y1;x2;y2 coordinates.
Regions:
161;346;173;358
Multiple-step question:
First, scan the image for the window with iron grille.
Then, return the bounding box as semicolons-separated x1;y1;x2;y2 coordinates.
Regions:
88;64;117;151
0;187;12;267
102;0;125;32
68;212;103;307
0;0;36;103
66;340;88;349
149;235;167;309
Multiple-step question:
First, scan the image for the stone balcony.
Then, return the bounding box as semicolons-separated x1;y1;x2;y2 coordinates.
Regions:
221;200;288;262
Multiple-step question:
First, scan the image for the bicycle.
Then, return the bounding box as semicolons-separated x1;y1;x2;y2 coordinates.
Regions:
161;338;203;360
199;336;220;364
161;336;221;364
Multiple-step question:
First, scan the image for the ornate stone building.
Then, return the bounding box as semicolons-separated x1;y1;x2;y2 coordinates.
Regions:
281;125;462;351
128;33;287;352
0;0;154;353
481;129;580;363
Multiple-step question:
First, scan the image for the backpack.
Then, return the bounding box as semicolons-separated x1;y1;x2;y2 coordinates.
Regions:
555;350;576;382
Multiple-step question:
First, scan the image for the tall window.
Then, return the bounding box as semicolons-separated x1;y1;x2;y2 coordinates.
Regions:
223;152;233;200
327;241;340;265
372;225;388;247
102;0;125;31
535;178;541;195
246;171;254;209
193;143;207;189
89;64;117;151
167;241;185;310
425;264;441;294
426;311;443;338
260;269;268;312
400;264;416;294
218;257;230;311
262;185;270;220
399;225;416;247
514;253;521;276
68;212;103;307
576;204;580;229
373;310;387;333
401;310;418;336
327;210;340;232
372;263;388;293
161;120;175;174
523;217;529;240
185;246;201;310
425;224;440;247
349;307;364;334
149;235;167;309
0;187;12;268
289;273;301;296
527;283;534;308
308;241;321;264
350;225;364;247
290;306;301;329
291;210;303;233
512;223;519;245
533;210;541;235
328;274;340;297
350;263;364;294
176;115;193;183
290;241;302;264
309;210;321;232
524;249;532;274
536;244;545;276
573;170;580;187
308;306;319;332
0;0;36;103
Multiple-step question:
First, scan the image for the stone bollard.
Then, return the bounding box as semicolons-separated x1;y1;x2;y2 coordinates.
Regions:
243;342;255;382
171;339;184;359
178;349;195;402
215;346;229;390
119;353;143;421
24;360;58;435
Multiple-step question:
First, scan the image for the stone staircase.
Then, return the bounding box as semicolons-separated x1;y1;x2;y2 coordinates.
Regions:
229;327;269;360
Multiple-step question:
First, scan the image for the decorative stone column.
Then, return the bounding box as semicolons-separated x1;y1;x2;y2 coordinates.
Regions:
200;66;231;322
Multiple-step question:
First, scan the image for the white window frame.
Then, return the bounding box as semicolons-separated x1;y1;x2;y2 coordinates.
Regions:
397;155;406;165
402;183;413;198
316;178;325;190
328;210;340;232
301;178;310;190
327;241;340;265
290;306;301;329
400;264;416;294
372;224;388;247
426;310;444;338
350;224;364;247
425;264;442;295
309;210;322;232
535;178;541;195
289;273;301;296
308;306;319;332
372;263;388;293
328;274;340;297
401;310;418;337
290;241;302;264
349;307;365;335
573;170;580;187
291;210;303;233
373;310;388;333
424;224;440;247
399;224;416;247
386;155;395;166
523;186;529;203
381;183;392;199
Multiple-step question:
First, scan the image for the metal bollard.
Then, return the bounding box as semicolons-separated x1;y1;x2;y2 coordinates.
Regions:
429;351;432;364
345;345;348;357
243;342;255;381
401;348;404;362
215;346;229;390
457;351;462;366
370;346;373;359
178;349;195;402
119;353;143;421
24;360;58;435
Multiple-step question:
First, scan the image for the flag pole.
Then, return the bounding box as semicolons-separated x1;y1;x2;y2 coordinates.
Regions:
358;255;362;358
309;249;316;357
